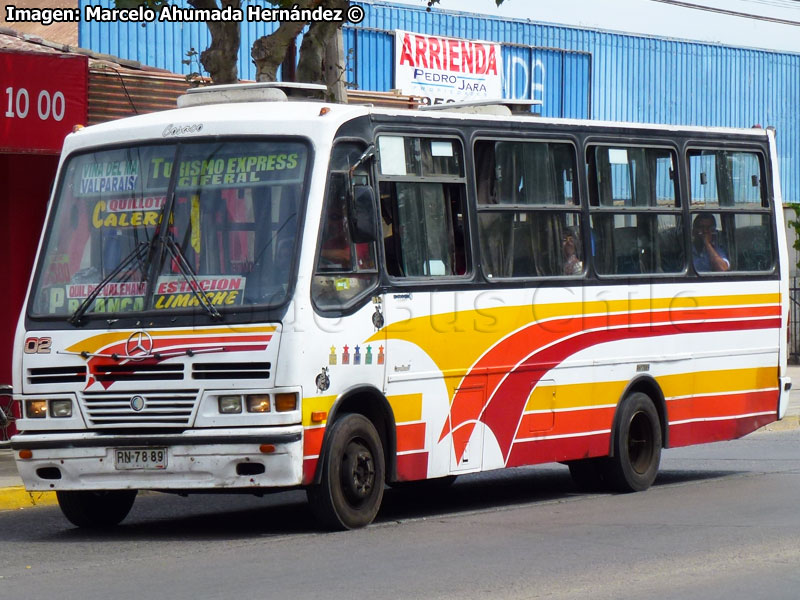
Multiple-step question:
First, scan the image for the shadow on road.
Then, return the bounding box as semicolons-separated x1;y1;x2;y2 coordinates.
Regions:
0;465;745;542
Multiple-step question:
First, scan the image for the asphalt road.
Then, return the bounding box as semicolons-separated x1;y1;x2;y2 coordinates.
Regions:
1;429;799;600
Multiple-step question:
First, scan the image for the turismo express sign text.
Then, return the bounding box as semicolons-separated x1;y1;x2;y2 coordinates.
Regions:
150;152;301;188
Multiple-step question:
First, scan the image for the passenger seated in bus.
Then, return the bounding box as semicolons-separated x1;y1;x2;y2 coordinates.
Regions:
692;212;729;272
562;226;583;275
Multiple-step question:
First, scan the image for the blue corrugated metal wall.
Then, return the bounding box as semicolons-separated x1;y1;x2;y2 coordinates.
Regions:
78;0;800;202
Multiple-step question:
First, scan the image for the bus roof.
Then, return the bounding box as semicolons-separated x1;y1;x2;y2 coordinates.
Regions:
63;94;769;155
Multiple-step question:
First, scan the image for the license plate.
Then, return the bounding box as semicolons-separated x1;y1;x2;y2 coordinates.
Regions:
114;448;167;470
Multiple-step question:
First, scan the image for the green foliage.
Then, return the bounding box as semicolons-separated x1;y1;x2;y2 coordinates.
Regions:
786;203;800;269
181;47;209;87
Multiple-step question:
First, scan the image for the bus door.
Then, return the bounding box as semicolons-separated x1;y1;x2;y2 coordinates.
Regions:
376;133;476;476
381;290;485;477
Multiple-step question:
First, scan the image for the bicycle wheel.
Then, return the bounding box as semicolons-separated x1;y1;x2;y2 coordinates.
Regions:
0;393;18;446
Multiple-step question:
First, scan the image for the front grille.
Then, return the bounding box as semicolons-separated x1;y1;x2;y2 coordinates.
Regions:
91;363;185;383
82;390;199;427
192;362;271;380
28;366;87;385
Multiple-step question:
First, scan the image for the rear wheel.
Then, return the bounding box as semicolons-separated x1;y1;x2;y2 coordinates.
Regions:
56;490;137;529
605;392;662;492
307;413;385;530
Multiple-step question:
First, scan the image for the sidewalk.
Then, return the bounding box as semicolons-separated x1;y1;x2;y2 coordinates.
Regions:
0;446;58;510
2;366;800;510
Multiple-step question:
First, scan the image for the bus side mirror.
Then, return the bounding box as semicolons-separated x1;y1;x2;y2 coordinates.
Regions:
349;185;377;243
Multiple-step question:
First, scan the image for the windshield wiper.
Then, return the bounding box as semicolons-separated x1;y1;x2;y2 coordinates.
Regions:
68;241;150;326
163;235;222;321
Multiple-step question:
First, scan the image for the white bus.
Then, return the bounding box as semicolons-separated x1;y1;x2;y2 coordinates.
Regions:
11;84;791;529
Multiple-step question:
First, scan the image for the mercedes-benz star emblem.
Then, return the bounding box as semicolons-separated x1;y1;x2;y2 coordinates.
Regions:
130;395;146;412
125;330;154;359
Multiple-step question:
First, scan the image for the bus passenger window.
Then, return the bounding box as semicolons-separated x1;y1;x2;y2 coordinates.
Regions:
380;181;466;278
377;135;468;279
689;211;774;273
688;150;767;208
475;139;582;279
588;144;684;276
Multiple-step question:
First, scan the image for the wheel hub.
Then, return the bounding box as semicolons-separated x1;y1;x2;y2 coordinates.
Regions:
341;441;375;504
628;410;654;474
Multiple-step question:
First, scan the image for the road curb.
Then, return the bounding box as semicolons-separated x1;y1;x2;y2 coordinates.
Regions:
0;486;57;511
759;414;800;432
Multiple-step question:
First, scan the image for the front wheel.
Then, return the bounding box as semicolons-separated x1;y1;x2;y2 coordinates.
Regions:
307;413;385;530
56;490;137;529
605;392;662;492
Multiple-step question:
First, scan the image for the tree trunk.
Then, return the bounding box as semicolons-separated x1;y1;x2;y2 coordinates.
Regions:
324;29;347;103
281;38;298;82
251;20;308;82
295;0;350;100
188;0;241;84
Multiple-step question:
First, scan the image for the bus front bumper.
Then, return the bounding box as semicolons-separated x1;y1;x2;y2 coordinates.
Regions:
10;427;304;491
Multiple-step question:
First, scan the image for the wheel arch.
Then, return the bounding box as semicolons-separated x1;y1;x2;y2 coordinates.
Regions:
311;385;397;485
609;375;669;457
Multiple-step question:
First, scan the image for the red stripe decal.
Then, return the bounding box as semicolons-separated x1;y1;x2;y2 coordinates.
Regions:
444;314;779;465
669;413;776;447
303;427;325;458
396;452;429;482
506;432;611;468
396;423;426;453
302;458;318;485
667;390;778;424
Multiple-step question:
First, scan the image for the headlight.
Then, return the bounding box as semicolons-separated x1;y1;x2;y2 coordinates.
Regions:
50;399;73;418
218;395;242;414
25;400;47;418
246;394;271;413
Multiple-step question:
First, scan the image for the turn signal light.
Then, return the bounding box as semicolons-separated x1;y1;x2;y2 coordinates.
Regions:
275;393;297;412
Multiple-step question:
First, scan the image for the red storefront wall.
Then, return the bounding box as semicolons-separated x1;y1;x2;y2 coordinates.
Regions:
0;50;88;388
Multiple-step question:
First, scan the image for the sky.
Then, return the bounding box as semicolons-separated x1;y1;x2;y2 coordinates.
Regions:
387;0;800;54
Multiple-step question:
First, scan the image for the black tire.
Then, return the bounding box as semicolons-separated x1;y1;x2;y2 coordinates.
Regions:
56;490;137;529
307;413;385;530
605;392;662;492
567;457;611;492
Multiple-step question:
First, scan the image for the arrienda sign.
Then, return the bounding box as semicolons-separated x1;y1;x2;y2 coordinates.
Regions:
394;30;503;106
0;51;88;154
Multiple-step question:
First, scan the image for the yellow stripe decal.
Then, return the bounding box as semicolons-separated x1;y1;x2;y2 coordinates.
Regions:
387;393;424;423
302;395;337;426
524;367;779;413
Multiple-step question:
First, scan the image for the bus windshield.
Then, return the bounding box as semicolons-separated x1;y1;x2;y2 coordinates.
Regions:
30;139;308;319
